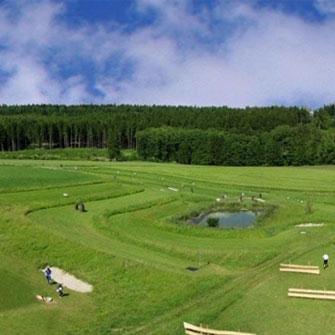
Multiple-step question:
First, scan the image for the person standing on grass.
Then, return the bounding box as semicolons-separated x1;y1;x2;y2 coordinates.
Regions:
56;283;64;297
44;266;52;284
323;254;329;269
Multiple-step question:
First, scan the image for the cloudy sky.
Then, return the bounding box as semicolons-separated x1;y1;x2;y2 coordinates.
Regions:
0;0;335;107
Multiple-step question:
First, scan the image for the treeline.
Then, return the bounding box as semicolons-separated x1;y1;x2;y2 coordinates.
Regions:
137;126;335;166
0;104;310;151
2;103;335;166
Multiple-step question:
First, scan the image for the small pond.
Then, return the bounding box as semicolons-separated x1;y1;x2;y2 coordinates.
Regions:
191;211;257;229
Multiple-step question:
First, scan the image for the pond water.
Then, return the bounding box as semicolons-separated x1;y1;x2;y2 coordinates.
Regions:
191;211;257;229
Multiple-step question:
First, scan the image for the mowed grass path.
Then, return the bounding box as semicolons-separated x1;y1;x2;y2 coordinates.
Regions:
1;160;335;334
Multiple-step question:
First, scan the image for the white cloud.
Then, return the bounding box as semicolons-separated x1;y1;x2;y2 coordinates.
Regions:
0;0;335;107
97;2;335;108
0;0;96;104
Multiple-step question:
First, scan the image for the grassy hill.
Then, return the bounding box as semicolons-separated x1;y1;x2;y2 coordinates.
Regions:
1;159;335;334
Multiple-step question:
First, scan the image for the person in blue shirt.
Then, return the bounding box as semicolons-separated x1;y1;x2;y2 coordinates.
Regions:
44;266;52;284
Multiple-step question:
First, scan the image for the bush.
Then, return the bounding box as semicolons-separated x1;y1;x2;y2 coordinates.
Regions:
207;217;219;227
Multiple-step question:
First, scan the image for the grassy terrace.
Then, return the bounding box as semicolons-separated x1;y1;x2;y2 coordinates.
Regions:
0;159;335;334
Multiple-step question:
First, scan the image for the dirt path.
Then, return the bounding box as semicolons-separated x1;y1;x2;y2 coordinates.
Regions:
50;267;93;293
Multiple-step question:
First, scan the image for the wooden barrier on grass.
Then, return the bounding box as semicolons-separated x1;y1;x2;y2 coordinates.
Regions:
183;322;256;335
279;263;320;275
296;223;324;228
280;264;319;269
288;288;335;301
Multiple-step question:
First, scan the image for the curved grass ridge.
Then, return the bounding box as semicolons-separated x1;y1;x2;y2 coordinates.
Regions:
25;186;145;215
102;197;178;219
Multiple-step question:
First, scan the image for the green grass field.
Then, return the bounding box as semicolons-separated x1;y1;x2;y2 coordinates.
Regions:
1;159;335;334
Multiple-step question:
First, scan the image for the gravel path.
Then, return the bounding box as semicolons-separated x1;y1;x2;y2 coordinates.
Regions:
50;267;93;293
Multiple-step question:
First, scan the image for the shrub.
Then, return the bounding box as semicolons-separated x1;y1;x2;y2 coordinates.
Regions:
207;217;219;227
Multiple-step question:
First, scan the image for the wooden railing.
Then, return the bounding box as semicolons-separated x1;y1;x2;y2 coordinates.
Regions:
183;322;256;335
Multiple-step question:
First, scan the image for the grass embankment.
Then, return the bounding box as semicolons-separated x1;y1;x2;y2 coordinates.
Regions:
0;148;138;161
0;159;335;334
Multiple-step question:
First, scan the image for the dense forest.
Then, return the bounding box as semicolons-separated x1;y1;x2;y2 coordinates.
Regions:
137;125;334;166
1;104;335;165
0;105;309;150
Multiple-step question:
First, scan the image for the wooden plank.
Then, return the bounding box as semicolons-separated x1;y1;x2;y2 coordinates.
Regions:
185;329;255;335
280;264;319;270
183;322;256;335
185;330;201;335
289;288;335;295
296;223;324;228
280;268;320;274
288;292;335;300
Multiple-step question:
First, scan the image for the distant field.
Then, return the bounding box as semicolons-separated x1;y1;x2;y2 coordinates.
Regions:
1;159;335;334
0;165;100;192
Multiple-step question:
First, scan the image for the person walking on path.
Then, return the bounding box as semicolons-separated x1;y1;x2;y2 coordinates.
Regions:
323;254;329;269
56;283;64;297
44;266;52;284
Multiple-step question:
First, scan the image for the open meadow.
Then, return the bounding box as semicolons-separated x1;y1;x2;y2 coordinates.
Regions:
1;160;335;334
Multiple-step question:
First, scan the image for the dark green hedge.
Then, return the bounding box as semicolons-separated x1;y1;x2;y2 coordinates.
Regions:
137;125;334;166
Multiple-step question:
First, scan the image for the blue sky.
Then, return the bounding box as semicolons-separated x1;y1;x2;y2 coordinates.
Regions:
61;0;324;26
0;0;335;107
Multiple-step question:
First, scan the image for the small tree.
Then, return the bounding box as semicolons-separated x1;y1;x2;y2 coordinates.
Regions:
207;217;219;228
108;128;121;160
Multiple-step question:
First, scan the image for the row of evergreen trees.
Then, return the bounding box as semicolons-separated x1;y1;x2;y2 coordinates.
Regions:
137;125;335;166
0;104;311;151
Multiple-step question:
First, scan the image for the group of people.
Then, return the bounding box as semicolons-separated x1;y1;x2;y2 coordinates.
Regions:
44;266;65;297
